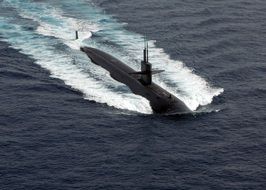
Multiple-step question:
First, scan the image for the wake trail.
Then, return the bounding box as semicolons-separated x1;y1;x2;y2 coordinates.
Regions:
1;0;153;114
1;0;223;114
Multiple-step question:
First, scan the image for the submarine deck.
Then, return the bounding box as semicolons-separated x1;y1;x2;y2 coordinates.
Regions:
80;46;191;114
81;47;172;98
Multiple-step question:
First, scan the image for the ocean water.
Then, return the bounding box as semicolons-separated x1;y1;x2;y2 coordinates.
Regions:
0;0;265;189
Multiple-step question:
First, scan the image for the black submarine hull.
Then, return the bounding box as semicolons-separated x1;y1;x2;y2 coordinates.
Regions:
81;47;191;114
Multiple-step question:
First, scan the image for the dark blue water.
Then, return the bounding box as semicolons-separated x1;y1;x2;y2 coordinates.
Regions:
1;0;266;189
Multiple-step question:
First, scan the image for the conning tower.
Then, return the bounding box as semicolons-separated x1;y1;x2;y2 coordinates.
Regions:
138;40;164;85
141;40;152;85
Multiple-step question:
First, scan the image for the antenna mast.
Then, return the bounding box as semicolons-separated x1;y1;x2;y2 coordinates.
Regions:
143;37;146;63
146;40;149;63
143;36;149;63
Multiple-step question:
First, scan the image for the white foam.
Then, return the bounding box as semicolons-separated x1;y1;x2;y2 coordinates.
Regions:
1;0;224;113
87;37;224;111
3;0;98;48
0;2;153;114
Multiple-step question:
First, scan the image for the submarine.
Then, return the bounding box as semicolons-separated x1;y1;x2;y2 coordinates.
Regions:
79;33;191;114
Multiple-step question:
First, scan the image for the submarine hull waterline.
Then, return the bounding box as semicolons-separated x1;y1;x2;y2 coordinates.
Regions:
81;47;191;114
